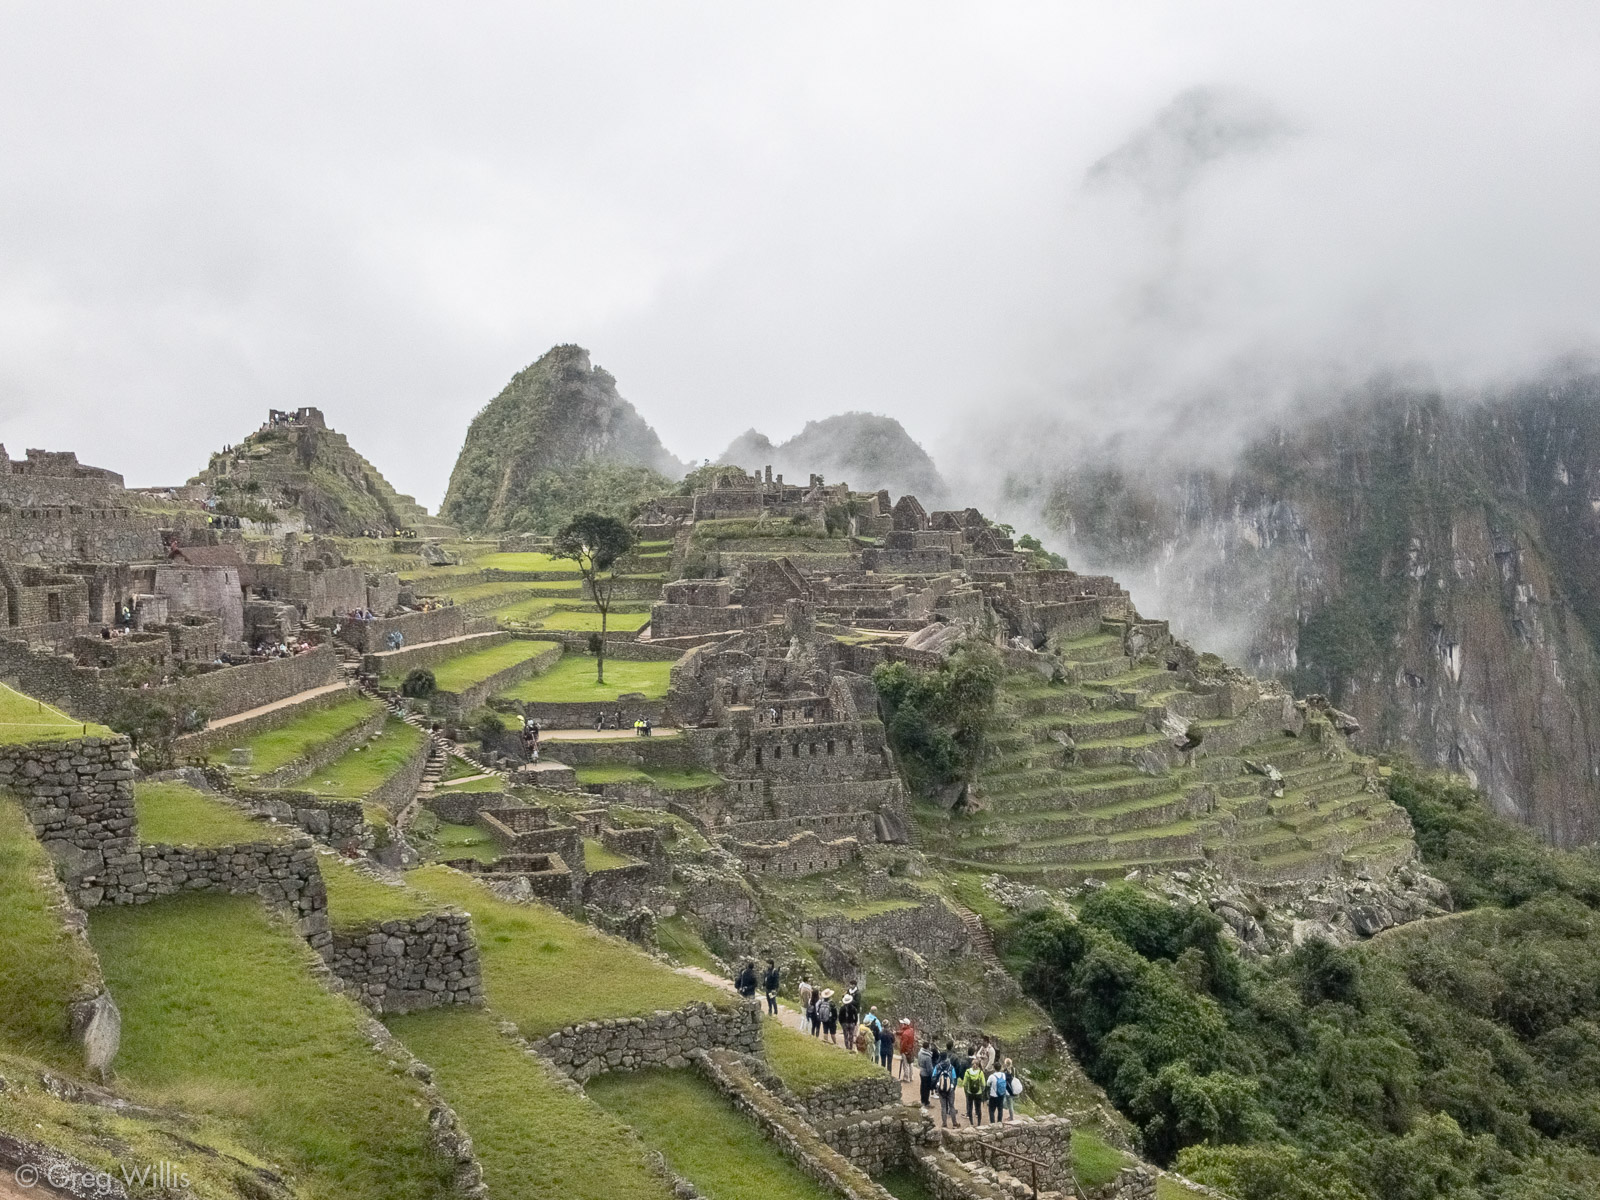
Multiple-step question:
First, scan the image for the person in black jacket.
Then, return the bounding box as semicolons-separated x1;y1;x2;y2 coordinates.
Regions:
736;961;757;999
762;959;780;1015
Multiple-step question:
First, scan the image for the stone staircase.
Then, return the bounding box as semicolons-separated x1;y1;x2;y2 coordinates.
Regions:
920;622;1414;888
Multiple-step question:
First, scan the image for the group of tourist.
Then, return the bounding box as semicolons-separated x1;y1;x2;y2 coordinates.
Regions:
926;1038;1021;1127
250;639;314;659
591;710;654;734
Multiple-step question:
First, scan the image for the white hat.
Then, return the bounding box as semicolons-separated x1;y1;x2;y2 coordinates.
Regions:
843;994;854;1005
900;1017;911;1025
822;988;833;998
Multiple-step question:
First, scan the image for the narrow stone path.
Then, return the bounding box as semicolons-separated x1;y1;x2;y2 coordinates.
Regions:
200;681;353;731
540;727;681;741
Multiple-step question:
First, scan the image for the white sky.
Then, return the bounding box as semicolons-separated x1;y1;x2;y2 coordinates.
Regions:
2;3;1599;508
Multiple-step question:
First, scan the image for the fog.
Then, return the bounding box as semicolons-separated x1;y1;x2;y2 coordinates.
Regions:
2;3;1599;510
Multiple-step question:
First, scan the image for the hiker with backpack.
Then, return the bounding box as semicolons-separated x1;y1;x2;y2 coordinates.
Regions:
962;1059;989;1125
818;989;837;1043
1002;1057;1021;1121
861;1006;884;1062
934;1050;959;1126
839;992;860;1051
917;1040;935;1108
987;1062;1008;1124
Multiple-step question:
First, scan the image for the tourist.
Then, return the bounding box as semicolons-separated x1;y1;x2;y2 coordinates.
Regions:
950;1041;971;1081
935;1054;959;1127
876;1016;896;1075
817;989;836;1043
896;1018;916;1082
854;1023;871;1055
839;992;860;1051
987;1063;1007;1124
613;708;623;730
797;976;813;1017
1002;1058;1020;1121
962;1059;988;1126
861;1006;884;1061
804;990;819;1036
642;717;653;737
634;718;646;737
975;1036;996;1076
917;1040;935;1108
762;959;780;1016
735;961;757;999
594;713;604;732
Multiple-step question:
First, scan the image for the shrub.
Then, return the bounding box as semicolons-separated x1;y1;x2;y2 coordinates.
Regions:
400;668;436;699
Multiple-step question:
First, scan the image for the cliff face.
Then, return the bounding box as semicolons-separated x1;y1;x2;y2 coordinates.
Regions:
441;345;684;532
719;412;947;503
1039;375;1600;845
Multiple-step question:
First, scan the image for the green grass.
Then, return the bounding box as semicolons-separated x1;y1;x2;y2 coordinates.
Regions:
1156;1177;1212;1200
321;859;436;930
583;838;634;871
134;780;281;846
435;775;507;793
431;821;500;862
1073;1129;1128;1189
424;640;559;693
90;894;454;1200
0;798;100;1066
439;581;580;607
879;1168;940;1200
530;609;651;633
800;897;921;920
406;865;720;1035
501;655;673;704
472;552;581;573
656;914;718;972
573;764;722;790
212;695;379;773
0;682;111;744
586;1069;835;1200
299;719;425;799
441;755;483;781
389;1008;675;1200
762;1022;884;1093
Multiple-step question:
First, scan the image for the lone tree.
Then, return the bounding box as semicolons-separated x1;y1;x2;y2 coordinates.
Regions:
552;513;636;685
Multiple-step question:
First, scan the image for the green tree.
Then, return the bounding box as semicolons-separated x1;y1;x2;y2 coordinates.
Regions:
552;513;636;685
873;642;1001;800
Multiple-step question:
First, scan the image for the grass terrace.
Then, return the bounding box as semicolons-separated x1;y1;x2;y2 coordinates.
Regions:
1073;1130;1128;1191
429;820;500;863
528;608;651;633
0;798;101;1067
439;580;583;607
501;654;672;704
90;894;455;1200
435;775;507;793
134;780;281;846
407;865;721;1035
583;838;634;871
320;858;436;931
441;755;485;781
572;763;721;790
299;718;425;798
472;551;581;573
761;1022;884;1094
392;639;558;693
587;1069;834;1200
0;682;111;744
390;1007;676;1200
209;694;379;774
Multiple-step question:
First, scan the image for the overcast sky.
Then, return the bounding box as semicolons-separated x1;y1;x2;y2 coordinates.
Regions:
3;3;1599;509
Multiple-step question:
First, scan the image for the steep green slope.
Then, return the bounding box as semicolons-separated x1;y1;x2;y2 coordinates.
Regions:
191;411;451;536
1035;375;1600;847
441;344;682;532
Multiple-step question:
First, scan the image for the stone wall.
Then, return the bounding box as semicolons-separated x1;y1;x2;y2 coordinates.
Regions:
173;683;359;756
804;896;972;966
534;632;685;661
798;1074;905;1122
435;641;564;715
1083;1167;1158;1200
362;629;509;679
0;736;137;907
519;698;668;729
536;999;761;1081
250;708;388;788
339;605;465;653
938;1118;1073;1194
326;911;483;1014
361;730;430;817
819;1109;914;1178
172;646;342;721
582;862;655;910
692;1049;897;1200
423;789;511;826
736;830;861;877
230;786;366;851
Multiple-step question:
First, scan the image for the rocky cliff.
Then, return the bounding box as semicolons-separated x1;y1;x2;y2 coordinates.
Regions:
1035;373;1600;846
441;344;683;533
719;412;947;504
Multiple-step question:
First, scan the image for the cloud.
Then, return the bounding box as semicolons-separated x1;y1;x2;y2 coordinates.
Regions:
0;3;1597;512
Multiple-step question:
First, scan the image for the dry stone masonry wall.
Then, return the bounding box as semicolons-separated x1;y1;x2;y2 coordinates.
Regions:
537;999;762;1081
327;911;483;1013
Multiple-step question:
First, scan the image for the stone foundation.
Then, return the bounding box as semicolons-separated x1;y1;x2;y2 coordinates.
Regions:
538;999;762;1081
326;910;483;1013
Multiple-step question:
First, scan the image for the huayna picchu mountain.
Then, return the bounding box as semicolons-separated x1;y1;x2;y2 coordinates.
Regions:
441;344;685;533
